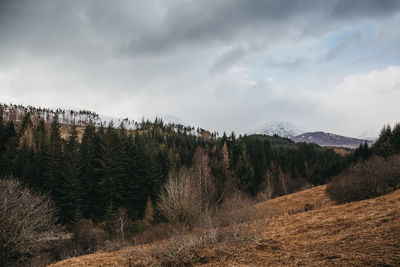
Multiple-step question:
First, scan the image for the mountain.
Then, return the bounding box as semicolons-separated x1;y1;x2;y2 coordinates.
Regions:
292;131;374;148
253;121;304;138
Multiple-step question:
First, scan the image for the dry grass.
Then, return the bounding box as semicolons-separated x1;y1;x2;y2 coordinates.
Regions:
253;185;334;217
49;186;400;267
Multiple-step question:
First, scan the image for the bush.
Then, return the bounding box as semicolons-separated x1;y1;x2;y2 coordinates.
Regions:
133;222;175;245
149;191;268;266
326;155;400;203
0;177;62;266
72;219;109;253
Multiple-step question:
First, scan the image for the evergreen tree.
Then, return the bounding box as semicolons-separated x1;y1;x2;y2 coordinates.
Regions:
373;125;395;157
59;125;82;225
96;124;127;216
391;123;400;153
43;114;63;200
79;123;102;220
0;121;19;175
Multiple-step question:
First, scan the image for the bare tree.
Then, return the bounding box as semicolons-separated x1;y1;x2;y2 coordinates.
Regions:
0;177;62;265
278;167;289;195
190;147;215;204
156;168;203;226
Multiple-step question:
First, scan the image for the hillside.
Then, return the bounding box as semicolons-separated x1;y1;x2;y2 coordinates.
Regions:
292;131;374;148
49;186;400;266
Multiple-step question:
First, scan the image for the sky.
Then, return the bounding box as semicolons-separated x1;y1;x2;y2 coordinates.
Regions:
1;0;400;137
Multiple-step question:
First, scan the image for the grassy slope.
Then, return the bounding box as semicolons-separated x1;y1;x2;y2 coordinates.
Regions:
49;186;400;267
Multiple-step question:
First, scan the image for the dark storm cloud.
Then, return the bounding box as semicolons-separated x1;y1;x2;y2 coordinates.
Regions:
331;0;400;19
1;0;400;58
118;0;400;56
118;0;316;55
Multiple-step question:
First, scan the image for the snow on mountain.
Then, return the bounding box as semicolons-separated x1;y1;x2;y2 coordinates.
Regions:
292;132;375;148
253;120;304;138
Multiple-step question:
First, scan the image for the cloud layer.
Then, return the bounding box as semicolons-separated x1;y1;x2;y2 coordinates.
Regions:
1;0;400;136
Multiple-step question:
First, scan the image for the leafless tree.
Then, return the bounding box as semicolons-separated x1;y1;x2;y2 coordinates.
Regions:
156;168;203;226
0;177;62;265
190;147;215;204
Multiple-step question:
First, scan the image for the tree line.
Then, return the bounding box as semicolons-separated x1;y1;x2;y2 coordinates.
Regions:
0;105;349;228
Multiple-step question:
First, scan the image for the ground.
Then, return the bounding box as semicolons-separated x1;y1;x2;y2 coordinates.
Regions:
49;186;400;267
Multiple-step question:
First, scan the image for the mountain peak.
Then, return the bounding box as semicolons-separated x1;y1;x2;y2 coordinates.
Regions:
253;120;304;138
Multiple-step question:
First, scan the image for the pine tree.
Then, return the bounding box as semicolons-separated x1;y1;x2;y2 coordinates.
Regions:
31;120;48;191
0;121;19;175
43;114;63;201
392;123;400;154
79;123;102;220
96;124;127;215
374;125;395;157
59;125;82;224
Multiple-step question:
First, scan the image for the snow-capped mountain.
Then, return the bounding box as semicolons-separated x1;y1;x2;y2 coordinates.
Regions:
292;132;375;148
253;121;304;138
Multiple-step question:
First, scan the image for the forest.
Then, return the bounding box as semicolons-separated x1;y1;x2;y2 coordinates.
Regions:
0;103;358;228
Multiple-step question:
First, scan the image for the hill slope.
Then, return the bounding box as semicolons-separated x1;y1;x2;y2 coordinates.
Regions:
50;186;400;266
292;131;374;148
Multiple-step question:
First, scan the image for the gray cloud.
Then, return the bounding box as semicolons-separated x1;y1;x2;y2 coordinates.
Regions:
0;0;400;135
331;0;400;19
320;31;366;62
266;57;306;70
210;46;246;73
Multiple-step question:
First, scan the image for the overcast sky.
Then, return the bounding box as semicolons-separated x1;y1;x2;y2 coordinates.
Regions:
1;0;400;137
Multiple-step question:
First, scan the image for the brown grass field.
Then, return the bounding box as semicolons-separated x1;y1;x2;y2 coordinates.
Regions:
49;186;400;266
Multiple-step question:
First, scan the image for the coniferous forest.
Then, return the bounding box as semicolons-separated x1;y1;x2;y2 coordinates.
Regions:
0;103;354;228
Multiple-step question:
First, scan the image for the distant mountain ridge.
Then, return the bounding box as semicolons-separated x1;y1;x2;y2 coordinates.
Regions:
253;120;375;148
292;131;374;148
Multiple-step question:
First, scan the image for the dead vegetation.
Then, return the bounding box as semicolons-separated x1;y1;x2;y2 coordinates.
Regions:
0;177;64;266
327;155;400;203
49;185;400;266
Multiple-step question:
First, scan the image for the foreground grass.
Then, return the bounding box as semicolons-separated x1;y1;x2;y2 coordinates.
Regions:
49;186;400;266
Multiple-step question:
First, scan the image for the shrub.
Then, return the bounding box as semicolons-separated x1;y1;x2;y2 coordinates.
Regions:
133;222;175;245
326;155;400;203
0;177;62;265
72;219;109;253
